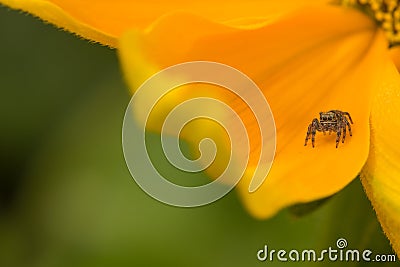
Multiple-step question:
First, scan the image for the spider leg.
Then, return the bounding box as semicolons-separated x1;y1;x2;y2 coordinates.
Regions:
305;119;318;147
311;128;317;148
342;122;346;143
304;123;312;146
305;119;317;146
335;127;342;148
320;124;326;135
311;119;320;148
342;112;353;124
318;121;327;135
344;117;352;136
305;119;321;148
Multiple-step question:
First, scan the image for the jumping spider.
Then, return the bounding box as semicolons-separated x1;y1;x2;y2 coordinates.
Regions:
305;110;353;148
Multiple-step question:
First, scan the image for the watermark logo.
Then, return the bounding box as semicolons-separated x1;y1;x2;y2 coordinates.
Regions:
122;61;276;207
336;238;347;249
257;238;397;263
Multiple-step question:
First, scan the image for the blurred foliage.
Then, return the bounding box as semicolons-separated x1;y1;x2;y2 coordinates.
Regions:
0;5;398;267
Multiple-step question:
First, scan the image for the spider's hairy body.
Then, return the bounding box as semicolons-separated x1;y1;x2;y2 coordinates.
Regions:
304;110;353;148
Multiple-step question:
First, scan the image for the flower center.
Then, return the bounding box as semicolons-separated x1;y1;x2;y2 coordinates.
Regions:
341;0;400;47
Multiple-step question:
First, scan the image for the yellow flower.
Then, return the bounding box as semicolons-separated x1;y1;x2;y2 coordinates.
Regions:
2;0;399;255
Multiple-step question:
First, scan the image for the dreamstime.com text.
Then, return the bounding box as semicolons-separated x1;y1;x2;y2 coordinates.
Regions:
257;238;397;263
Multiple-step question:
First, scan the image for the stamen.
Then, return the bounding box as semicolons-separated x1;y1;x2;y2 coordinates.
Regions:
340;0;400;47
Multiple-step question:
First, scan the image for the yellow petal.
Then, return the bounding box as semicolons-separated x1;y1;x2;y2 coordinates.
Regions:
1;0;330;46
1;0;117;46
360;60;400;256
119;7;388;218
389;46;400;72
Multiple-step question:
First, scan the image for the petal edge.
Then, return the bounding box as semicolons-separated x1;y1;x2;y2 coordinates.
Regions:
361;60;400;257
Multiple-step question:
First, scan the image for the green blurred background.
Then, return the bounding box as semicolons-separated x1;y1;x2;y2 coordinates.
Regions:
0;5;397;267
